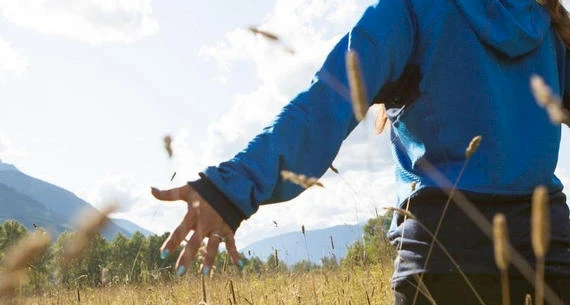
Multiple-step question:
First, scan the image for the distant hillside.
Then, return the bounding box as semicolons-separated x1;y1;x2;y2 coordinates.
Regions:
111;218;153;236
240;224;364;266
0;162;148;239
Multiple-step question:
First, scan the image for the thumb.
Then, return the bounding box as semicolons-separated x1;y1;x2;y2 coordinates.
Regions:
151;185;190;202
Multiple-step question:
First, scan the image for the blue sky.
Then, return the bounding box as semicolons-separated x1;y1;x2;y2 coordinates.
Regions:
1;0;570;248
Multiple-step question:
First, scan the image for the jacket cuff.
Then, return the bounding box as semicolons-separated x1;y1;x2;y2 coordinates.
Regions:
188;174;246;232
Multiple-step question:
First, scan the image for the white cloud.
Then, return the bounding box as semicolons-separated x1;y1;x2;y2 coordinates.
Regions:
80;174;185;235
0;36;28;78
0;134;27;162
0;0;158;44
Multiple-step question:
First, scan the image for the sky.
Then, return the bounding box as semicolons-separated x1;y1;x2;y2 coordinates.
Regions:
1;0;570;249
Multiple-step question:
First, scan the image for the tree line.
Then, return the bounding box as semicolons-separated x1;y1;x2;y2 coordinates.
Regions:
0;213;394;292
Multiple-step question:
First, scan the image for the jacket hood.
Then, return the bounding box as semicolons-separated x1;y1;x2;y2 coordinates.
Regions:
455;0;551;57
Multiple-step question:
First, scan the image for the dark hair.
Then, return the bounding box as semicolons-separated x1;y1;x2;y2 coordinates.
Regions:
544;0;570;49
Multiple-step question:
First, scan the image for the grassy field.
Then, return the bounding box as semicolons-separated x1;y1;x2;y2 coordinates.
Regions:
5;265;393;305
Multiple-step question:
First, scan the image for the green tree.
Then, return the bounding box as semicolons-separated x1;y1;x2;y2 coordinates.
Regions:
265;252;287;273
291;260;317;273
320;255;339;271
242;256;264;274
0;220;28;256
342;212;395;268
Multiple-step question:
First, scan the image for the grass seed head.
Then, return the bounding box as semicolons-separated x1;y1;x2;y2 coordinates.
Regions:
1;231;51;272
531;75;570;125
280;170;323;188
532;186;550;258
63;204;117;263
375;104;388;134
346;50;368;121
410;181;417;191
248;26;279;41
465;135;482;159
329;164;339;174
525;294;532;305
163;135;173;158
301;225;306;235
531;75;552;107
492;214;510;271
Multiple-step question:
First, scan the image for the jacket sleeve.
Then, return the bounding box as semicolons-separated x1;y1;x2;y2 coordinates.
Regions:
562;50;570;111
190;0;417;231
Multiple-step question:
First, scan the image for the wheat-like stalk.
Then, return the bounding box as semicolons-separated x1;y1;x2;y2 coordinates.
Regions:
63;204;117;264
0;231;51;296
525;294;533;305
532;186;550;258
163;135;173;158
375;104;388;134
465;135;483;159
248;27;295;54
2;231;51;272
280;170;323;188
346;50;368;121
493;214;511;305
530;75;570;126
532;186;550;305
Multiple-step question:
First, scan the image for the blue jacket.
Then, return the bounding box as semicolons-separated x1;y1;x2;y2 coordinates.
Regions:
189;0;570;280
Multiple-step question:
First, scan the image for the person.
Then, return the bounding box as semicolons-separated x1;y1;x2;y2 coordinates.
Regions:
151;0;570;304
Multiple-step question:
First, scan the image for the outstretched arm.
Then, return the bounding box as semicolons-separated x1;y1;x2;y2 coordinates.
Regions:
196;0;417;228
153;0;417;275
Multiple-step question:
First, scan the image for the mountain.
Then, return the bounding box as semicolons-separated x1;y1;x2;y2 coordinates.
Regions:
240;224;364;266
111;218;153;236
0;161;149;239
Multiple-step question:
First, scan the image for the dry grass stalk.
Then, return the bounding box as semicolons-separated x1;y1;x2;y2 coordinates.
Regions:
248;27;295;54
201;273;208;303
532;186;550;258
410;274;437;305
63;204;117;264
532;185;550;305
229;279;238;305
301;225;306;235
411;181;417;192
1;231;51;272
493;214;511;305
280;170;324;188
375;104;388;134
330;235;335;250
274;249;279;267
526;294;533;305
248;26;279;41
0;231;51;296
346;51;368;121
384;207;415;220
493;214;510;271
530;75;570;125
329;164;339;174
465;135;483;159
170;172;176;181
0;270;26;296
163;135;173;158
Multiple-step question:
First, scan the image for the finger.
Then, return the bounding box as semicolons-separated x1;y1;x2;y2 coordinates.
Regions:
224;234;241;266
175;232;202;276
201;235;221;275
160;211;196;259
151;185;190;202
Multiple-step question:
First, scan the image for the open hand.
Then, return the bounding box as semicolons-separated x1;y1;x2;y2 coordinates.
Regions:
151;184;240;275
